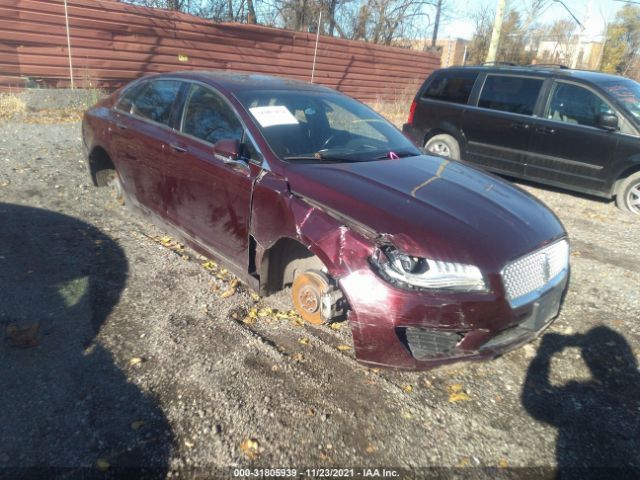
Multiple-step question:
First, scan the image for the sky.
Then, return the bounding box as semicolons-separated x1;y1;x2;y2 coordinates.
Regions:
438;0;633;41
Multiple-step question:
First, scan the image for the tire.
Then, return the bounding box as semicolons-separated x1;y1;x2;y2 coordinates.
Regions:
615;172;640;215
424;134;460;160
96;169;125;206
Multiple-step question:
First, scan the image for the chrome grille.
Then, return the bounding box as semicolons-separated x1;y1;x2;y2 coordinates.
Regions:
502;239;569;305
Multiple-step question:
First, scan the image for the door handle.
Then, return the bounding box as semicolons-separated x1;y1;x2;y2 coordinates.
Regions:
511;122;530;130
116;123;128;130
169;144;187;153
535;126;556;134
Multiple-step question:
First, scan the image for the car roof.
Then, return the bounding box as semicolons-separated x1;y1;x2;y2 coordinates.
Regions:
140;70;337;94
439;65;630;85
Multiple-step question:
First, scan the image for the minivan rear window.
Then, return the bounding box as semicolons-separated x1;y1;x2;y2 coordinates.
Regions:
422;71;478;104
478;75;543;116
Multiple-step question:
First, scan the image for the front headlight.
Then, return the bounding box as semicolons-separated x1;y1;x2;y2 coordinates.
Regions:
370;246;487;292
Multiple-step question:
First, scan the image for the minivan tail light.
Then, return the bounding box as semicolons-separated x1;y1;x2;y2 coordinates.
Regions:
407;100;417;125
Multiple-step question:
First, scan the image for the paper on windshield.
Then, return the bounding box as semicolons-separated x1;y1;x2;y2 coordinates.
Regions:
249;106;299;128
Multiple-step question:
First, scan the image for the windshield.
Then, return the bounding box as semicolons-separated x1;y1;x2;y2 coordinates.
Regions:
600;78;640;121
235;90;421;162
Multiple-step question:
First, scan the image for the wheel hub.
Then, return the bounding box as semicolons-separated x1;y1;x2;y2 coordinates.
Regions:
291;271;330;325
428;142;450;157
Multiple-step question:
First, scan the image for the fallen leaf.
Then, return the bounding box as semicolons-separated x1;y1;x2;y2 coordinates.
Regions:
184;440;194;449
219;287;236;298
457;457;471;467
299;337;310;345
258;308;272;317
239;438;260;460
329;323;342;331
131;420;145;430
336;344;351;351
250;292;261;301
5;323;39;348
447;384;471;403
291;352;304;362
201;261;217;270
403;384;413;393
401;411;413;419
96;458;110;471
498;458;509;468
129;357;144;366
365;443;377;454
159;236;172;246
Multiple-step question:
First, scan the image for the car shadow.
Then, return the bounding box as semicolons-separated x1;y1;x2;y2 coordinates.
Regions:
521;327;640;479
0;203;172;476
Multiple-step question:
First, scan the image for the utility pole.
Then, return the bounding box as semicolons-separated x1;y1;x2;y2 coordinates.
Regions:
486;0;506;64
431;0;442;49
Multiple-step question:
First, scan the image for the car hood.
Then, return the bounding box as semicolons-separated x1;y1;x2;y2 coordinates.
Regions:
285;155;566;271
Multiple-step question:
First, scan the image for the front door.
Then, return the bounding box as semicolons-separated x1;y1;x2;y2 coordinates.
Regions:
526;81;619;194
164;83;261;270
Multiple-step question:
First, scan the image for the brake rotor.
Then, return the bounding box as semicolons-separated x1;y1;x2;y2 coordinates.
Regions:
291;270;330;325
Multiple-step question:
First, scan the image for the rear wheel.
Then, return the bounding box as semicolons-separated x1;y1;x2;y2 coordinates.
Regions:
97;169;125;206
615;172;640;215
425;134;460;160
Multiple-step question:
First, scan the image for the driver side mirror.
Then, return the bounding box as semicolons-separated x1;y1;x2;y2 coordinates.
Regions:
213;138;242;163
596;113;618;131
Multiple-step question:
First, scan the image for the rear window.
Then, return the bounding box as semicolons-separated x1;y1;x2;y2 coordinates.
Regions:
131;80;181;126
422;71;478;104
478;75;543;116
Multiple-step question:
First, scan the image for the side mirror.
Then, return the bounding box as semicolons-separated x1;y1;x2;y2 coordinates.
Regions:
213;138;241;163
596;113;618;131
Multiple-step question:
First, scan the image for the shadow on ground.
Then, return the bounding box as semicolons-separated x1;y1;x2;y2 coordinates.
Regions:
522;327;640;479
0;202;172;477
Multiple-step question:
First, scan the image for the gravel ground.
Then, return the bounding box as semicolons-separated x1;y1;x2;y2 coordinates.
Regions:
1;101;639;478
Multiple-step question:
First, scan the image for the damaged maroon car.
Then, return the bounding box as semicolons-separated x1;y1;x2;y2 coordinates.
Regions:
83;71;570;369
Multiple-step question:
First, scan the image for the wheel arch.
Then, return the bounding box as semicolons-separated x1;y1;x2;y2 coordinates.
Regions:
257;235;333;296
422;124;466;152
88;145;116;187
612;161;640;198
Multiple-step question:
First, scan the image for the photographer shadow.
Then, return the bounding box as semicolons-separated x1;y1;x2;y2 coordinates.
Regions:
0;203;172;476
522;327;640;479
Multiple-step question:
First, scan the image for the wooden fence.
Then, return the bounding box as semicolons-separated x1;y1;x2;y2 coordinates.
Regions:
0;0;439;102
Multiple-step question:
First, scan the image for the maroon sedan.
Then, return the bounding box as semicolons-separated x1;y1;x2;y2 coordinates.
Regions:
82;71;570;369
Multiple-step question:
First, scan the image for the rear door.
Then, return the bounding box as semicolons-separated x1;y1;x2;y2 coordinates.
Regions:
462;74;545;175
111;79;182;213
525;80;620;194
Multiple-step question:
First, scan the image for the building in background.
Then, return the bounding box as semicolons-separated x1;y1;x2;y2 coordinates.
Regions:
436;38;470;67
535;39;604;70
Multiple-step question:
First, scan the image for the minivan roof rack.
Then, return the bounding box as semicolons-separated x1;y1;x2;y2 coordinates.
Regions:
528;63;569;69
482;61;518;66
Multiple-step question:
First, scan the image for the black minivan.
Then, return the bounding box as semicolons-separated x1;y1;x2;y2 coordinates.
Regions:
402;65;640;214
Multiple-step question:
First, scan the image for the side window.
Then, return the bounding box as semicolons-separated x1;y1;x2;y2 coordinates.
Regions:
181;85;243;145
131;80;181;125
546;83;614;128
478;75;544;116
422;71;478;104
114;82;147;113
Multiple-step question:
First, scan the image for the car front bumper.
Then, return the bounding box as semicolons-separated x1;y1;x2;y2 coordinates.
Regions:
340;266;569;370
